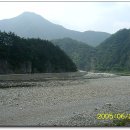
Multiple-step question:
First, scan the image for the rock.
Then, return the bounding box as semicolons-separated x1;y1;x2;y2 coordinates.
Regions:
106;103;112;106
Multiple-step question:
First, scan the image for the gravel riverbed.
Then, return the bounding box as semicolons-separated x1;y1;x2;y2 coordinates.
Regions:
0;72;130;126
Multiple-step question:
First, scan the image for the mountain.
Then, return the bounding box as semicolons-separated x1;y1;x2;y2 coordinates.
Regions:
0;12;110;46
52;29;130;72
0;31;77;74
52;38;97;71
80;31;110;46
96;28;130;72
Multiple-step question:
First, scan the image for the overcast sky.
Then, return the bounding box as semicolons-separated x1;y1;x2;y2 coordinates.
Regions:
0;2;130;34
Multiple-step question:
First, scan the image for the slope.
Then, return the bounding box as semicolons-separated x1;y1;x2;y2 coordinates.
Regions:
0;31;77;74
96;28;130;72
52;38;97;71
0;12;110;46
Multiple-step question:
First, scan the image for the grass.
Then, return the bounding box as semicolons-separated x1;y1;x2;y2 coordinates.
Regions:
100;119;130;127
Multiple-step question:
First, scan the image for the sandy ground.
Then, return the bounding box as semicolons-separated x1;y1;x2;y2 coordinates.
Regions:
0;72;130;126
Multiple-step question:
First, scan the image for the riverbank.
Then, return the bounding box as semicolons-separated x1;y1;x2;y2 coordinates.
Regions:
0;73;129;126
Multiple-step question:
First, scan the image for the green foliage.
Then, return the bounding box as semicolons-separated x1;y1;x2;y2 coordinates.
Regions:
52;38;97;71
96;29;130;72
101;119;130;127
0;31;77;73
1;28;130;73
52;29;130;73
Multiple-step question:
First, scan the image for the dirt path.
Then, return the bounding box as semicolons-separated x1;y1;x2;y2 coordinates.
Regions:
0;74;130;126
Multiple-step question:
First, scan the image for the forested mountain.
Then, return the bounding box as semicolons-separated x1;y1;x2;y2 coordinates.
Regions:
81;31;110;46
52;29;130;72
0;12;110;46
1;12;129;73
52;38;97;71
0;31;77;74
96;29;130;72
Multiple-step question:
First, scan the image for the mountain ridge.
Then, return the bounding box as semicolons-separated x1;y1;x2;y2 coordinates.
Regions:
52;37;97;71
96;28;130;71
0;12;110;46
52;29;130;72
0;31;77;74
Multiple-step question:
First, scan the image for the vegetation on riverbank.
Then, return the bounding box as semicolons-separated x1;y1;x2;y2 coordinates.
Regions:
0;31;77;74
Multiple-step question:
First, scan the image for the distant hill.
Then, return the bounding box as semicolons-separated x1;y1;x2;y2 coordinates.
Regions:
52;28;130;73
96;29;130;72
0;31;77;74
2;12;130;73
52;38;97;71
0;12;110;46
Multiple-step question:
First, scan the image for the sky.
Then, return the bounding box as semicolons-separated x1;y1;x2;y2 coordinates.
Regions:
0;1;130;34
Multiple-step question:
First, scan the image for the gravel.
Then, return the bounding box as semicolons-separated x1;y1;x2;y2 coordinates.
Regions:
0;72;130;126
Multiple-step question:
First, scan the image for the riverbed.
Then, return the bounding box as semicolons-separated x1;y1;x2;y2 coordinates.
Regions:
0;72;130;126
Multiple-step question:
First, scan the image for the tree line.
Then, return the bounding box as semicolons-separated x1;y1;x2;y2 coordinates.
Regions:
0;31;77;73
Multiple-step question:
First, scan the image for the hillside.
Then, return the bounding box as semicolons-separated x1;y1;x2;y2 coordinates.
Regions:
52;38;97;71
0;31;77;74
0;12;110;46
52;29;130;73
96;28;130;72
